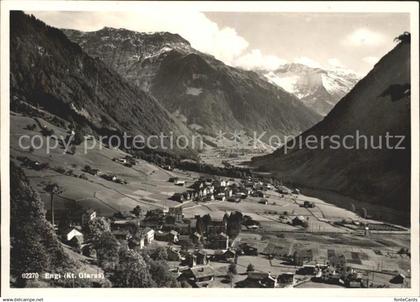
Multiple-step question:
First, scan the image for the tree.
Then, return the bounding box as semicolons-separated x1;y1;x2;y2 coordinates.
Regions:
109;248;156;287
151;247;168;261
228;263;237;275
227;211;243;240
226;271;234;288
25;123;37;131
202;214;211;234
394;31;411;44
195;216;204;235
84;217;111;242
246;263;255;272
69;145;76;155
72;130;85;146
12;224;50;280
165;215;176;224
94;231;120;271
132;205;142;217
41;127;54;136
147;259;180;287
223;213;229;225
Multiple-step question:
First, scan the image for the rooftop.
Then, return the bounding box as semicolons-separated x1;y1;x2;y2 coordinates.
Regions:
189;265;215;279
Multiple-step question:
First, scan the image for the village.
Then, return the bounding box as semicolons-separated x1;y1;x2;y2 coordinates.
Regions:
54;162;411;288
10;114;411;289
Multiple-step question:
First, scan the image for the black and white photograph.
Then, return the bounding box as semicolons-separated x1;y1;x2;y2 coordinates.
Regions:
1;0;419;299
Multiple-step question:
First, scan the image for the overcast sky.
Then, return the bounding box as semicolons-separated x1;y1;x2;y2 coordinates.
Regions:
29;11;409;75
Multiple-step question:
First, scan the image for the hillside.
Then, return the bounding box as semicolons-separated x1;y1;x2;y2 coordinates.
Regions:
10;12;190;143
260;63;360;116
64;27;321;140
10;161;108;287
252;40;411;223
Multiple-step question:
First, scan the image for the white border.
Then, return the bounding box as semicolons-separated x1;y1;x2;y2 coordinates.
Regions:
1;1;419;299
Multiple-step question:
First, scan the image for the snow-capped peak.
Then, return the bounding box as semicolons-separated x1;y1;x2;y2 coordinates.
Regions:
260;63;360;116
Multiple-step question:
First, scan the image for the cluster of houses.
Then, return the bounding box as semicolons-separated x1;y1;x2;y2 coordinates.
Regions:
170;177;240;203
112;156;136;168
81;164;128;184
236;264;371;288
170;176;297;204
16;156;49;171
58;201;403;288
54;169;401;289
237;271;295;288
277;215;310;228
58;208;155;257
259;242;382;288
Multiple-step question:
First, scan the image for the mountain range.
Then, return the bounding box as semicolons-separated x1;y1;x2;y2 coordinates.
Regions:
63;27;321;141
259;63;360;116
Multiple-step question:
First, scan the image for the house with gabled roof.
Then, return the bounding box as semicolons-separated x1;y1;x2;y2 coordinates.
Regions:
179;265;215;287
239;271;277;288
81;209;96;226
64;227;84;244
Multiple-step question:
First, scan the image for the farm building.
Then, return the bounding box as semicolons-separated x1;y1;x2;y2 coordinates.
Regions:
238;243;258;256
179;265;215;287
168;230;179;243
277;186;292;194
112;229;131;241
140;227;155;244
128;237;145;250
64;227;84;244
242;271;277;288
211;249;236;262
167;247;182;261
277;272;295;287
208;232;229;250
81;208;96;225
390;273;406;284
292;216;308;226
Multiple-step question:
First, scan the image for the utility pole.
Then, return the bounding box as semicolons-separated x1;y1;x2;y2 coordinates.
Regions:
45;183;62;229
50;193;54;226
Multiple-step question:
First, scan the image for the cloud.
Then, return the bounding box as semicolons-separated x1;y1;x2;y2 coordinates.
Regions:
327;58;345;68
233;49;287;71
28;11;264;69
343;28;386;47
362;56;379;65
294;57;322;68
